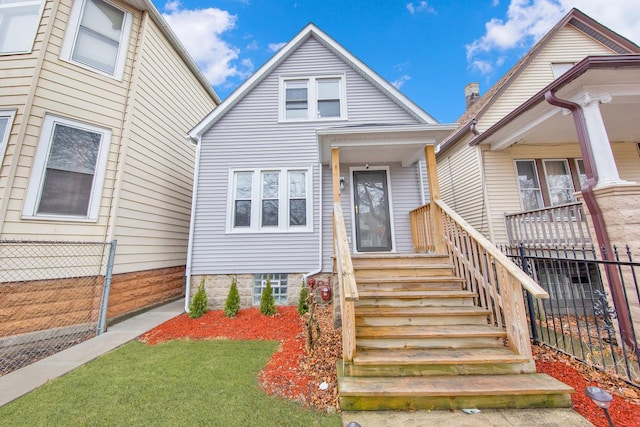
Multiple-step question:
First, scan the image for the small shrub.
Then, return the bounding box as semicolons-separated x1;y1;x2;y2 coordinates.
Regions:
298;281;309;315
260;276;276;316
224;276;241;318
189;278;208;319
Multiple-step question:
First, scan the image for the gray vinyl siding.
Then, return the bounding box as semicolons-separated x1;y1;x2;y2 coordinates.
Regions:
192;36;423;275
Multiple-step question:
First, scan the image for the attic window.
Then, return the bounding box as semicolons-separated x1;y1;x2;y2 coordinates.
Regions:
281;75;346;121
551;63;575;79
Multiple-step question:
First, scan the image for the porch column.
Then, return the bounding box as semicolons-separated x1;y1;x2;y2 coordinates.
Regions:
424;144;444;253
578;92;628;187
331;147;340;203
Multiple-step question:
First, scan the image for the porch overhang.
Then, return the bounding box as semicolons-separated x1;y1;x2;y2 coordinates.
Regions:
470;55;640;151
317;124;457;166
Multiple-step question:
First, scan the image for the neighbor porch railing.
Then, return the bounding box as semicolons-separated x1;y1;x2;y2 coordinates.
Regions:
333;202;359;362
505;202;593;249
410;200;550;357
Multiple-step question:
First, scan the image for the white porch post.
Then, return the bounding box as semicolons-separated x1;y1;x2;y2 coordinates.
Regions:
578;92;627;187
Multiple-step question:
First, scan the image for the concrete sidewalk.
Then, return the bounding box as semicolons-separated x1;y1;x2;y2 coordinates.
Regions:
0;299;184;408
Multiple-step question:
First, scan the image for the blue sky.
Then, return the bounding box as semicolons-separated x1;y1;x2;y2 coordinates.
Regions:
153;0;640;123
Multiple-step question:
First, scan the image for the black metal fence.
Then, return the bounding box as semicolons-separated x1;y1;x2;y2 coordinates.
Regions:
0;240;116;376
503;244;640;387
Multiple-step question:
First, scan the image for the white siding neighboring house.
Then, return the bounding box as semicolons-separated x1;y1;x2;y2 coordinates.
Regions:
187;24;456;310
0;0;220;320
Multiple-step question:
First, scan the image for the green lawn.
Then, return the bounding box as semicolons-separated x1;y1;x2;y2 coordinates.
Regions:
0;340;342;427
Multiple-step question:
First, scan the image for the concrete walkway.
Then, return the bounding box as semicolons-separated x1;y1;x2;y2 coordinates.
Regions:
1;299;593;426
0;299;184;408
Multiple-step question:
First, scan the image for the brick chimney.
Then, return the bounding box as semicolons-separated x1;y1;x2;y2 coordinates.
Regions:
464;82;480;110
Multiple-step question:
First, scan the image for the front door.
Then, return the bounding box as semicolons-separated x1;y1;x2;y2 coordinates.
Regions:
353;169;392;252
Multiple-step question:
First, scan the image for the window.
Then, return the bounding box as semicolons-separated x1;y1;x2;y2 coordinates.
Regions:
23;115;111;220
253;273;288;305
0;110;16;160
0;0;45;54
551;63;576;79
229;167;312;232
281;75;346;121
515;160;543;211
60;0;132;79
575;159;586;188
543;160;576;206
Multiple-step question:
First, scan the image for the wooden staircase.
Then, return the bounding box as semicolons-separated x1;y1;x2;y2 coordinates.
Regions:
337;253;574;411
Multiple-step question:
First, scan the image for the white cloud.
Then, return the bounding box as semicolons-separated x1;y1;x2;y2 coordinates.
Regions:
161;1;252;86
391;74;411;89
406;1;435;15
268;42;287;52
466;0;640;75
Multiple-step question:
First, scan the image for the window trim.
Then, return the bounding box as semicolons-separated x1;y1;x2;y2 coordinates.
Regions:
279;75;347;122
59;0;133;80
0;0;45;55
0;109;16;162
23;114;111;222
226;166;313;233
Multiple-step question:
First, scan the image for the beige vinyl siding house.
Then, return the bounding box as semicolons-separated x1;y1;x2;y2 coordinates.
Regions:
0;0;219;320
437;8;640;247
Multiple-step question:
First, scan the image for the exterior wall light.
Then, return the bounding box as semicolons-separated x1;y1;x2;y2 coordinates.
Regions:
339;176;345;191
585;386;614;426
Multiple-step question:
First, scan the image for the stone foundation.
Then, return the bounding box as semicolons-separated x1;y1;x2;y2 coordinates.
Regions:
190;272;319;309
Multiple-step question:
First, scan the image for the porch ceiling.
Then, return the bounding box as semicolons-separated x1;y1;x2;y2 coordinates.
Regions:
317;124;458;166
478;67;640;151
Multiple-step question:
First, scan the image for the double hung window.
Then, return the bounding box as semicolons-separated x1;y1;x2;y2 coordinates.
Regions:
229;167;311;232
515;159;580;211
61;0;132;79
23;115;111;220
0;0;45;54
282;76;345;121
0;110;15;160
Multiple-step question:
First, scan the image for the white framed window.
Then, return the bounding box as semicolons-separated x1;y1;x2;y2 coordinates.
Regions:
0;0;45;55
515;160;543;211
23;115;111;221
60;0;132;79
0;110;16;161
575;158;586;188
543;159;576;206
253;273;288;305
228;167;312;232
551;62;576;79
280;75;346;121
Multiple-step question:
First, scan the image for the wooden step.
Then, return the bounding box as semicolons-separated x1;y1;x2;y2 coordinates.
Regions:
338;371;574;410
355;276;465;291
355;306;489;326
350;254;450;269
347;347;535;376
356;290;476;307
354;265;455;278
356;324;506;349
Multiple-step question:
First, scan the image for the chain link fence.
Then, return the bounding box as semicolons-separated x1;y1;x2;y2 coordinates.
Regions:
0;240;116;376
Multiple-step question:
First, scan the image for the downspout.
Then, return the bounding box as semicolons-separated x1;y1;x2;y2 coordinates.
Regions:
544;89;634;346
304;163;323;280
184;136;203;313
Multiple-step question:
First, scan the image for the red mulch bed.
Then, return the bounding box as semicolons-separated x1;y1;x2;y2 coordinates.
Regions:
139;305;640;423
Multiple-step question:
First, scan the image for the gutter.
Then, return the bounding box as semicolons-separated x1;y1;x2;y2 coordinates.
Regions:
544;89;634;346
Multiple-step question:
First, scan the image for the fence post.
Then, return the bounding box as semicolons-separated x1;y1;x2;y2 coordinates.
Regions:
519;243;539;344
97;240;117;335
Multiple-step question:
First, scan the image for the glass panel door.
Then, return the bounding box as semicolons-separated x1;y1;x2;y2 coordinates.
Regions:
353;170;392;252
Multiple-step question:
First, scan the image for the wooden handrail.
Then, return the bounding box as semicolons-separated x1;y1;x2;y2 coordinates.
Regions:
435;199;549;298
333;202;358;362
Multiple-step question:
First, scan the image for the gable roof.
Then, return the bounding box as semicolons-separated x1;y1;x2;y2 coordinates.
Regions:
437;7;640;156
188;23;438;141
